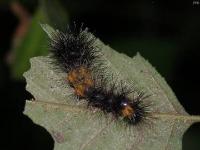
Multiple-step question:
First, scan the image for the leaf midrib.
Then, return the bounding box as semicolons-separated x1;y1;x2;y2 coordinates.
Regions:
26;101;200;122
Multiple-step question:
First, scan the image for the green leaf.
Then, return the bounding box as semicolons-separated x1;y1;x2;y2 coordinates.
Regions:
23;24;200;150
12;7;48;79
11;0;68;79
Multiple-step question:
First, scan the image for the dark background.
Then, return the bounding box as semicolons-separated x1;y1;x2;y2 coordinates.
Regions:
1;0;200;149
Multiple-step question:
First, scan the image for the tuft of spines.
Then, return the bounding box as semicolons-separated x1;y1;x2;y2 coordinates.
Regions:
85;79;149;125
50;25;99;72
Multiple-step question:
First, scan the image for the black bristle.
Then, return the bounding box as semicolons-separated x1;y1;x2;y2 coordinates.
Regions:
50;25;99;72
85;79;149;125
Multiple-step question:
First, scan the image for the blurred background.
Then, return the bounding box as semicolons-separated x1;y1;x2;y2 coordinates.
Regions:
1;0;200;149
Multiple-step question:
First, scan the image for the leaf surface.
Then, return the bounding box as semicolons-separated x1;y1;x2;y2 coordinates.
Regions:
23;24;200;150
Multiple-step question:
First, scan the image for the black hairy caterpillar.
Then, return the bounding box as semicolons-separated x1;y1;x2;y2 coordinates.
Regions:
47;24;149;125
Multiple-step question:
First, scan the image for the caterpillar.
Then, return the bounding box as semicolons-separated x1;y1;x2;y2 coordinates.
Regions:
47;24;149;125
